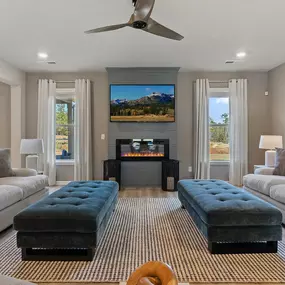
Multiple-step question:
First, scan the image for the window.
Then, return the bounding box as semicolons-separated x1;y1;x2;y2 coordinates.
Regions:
209;94;230;162
55;89;75;163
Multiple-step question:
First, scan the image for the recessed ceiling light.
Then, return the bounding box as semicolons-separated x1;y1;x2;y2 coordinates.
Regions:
236;52;246;58
37;52;48;59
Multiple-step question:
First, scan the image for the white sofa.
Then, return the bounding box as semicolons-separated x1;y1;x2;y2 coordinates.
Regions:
243;167;285;224
0;168;48;232
0;274;35;285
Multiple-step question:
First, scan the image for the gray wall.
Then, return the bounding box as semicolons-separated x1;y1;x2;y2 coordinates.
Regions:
107;68;178;187
0;82;11;148
56;165;74;181
26;72;109;181
269;63;285;139
25;70;269;183
177;72;270;180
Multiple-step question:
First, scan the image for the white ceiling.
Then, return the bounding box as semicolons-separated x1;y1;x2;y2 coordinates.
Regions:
1;0;285;72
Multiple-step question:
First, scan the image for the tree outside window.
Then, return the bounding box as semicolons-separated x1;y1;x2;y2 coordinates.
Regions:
209;97;229;161
55;97;75;160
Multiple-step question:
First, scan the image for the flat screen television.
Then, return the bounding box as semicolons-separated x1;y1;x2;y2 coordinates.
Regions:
110;84;175;122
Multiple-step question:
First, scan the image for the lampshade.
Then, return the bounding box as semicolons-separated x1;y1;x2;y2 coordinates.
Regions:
20;139;44;154
259;135;283;150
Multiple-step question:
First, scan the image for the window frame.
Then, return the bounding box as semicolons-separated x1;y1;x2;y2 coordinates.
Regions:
55;88;76;166
208;87;230;165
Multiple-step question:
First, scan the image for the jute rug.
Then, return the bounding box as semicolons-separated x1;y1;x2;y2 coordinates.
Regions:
1;198;285;284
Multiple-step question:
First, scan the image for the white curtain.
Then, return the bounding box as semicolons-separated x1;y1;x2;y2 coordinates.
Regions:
229;79;248;186
37;79;56;186
74;79;93;181
194;79;210;179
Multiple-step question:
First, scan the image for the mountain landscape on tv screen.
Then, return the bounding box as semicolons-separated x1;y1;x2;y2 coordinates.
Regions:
110;92;175;122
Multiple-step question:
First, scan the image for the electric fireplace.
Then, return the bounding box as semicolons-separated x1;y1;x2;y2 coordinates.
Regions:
116;139;169;161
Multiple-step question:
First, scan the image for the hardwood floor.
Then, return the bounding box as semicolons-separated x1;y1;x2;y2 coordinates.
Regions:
43;186;178;198
0;187;284;285
119;187;178;198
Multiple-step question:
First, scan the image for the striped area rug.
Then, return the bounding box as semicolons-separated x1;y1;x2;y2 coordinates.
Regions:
1;198;285;283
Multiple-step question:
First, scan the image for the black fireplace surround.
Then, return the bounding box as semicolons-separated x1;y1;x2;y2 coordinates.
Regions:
116;139;169;161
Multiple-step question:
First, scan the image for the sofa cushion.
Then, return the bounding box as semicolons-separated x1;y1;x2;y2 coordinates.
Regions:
14;181;119;233
0;175;48;199
273;148;285;176
0;185;23;211
0;149;14;178
270;184;285;204
243;174;285;196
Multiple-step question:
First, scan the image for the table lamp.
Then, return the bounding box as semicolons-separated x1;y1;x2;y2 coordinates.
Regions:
259;135;283;167
20;139;44;171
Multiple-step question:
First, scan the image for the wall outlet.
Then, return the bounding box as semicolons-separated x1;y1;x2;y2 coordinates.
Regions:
188;166;192;173
101;134;106;140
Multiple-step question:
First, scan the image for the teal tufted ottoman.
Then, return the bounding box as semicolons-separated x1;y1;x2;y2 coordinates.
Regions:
14;181;119;261
178;179;282;254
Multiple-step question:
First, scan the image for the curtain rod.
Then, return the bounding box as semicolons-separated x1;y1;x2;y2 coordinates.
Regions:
210;80;244;83
194;80;228;84
194;80;241;84
209;80;228;84
37;80;87;83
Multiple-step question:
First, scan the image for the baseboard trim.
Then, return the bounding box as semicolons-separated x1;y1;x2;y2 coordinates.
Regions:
56;181;71;186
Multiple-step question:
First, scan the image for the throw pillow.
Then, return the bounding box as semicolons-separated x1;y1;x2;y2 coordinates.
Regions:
273;148;285;176
0;149;15;178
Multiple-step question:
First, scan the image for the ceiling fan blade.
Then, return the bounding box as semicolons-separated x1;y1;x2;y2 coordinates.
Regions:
133;0;155;21
144;18;184;41
85;23;129;34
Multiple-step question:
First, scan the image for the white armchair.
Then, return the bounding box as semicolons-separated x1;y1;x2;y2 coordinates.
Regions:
12;168;37;177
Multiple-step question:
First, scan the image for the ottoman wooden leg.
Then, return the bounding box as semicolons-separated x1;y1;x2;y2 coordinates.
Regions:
21;248;29;260
86;248;96;260
208;242;216;253
267;241;278;253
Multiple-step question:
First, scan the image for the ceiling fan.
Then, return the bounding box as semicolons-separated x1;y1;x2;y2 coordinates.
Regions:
85;0;184;41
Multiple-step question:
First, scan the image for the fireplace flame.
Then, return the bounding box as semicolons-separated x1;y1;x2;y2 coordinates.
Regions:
122;152;164;157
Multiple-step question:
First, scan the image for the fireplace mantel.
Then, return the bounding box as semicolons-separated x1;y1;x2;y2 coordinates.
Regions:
116;139;169;161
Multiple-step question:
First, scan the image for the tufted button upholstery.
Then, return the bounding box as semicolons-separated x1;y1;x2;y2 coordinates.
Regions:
14;180;119;233
178;179;282;226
